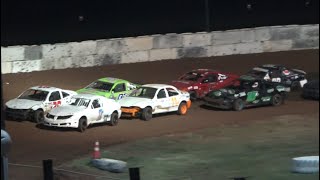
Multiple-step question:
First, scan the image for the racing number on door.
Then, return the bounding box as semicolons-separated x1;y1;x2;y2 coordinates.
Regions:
171;97;179;106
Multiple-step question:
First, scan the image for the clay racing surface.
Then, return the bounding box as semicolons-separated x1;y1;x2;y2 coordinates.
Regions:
2;50;319;179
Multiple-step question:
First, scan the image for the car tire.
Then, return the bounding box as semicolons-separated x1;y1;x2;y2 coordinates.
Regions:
108;112;119;126
177;102;188;115
189;91;197;101
233;99;244;111
78;117;87;132
271;94;283;106
34;110;44;124
292;156;319;174
141;107;152;121
291;81;301;91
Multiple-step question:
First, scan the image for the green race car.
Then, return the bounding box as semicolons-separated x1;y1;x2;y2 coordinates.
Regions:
77;77;139;100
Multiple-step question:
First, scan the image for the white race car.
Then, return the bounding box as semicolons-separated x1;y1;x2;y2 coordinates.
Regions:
5;86;77;123
43;94;122;132
118;84;191;121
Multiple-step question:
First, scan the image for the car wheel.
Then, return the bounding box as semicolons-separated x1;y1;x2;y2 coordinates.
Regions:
189;91;197;101
233;99;244;111
177;102;188;115
271;94;283;106
34;110;44;124
141;107;152;121
291;81;301;91
78;118;87;132
108;112;119;126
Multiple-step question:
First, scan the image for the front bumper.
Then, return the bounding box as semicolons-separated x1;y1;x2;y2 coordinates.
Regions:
120;107;141;118
5;108;31;119
43;117;78;128
203;98;233;109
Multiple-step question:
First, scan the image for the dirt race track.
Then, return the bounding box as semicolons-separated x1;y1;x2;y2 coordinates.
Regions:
2;49;319;180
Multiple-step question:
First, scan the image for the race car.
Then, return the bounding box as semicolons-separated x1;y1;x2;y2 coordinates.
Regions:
43;94;122;132
77;77;139;101
171;69;239;100
203;75;287;111
246;64;307;90
118;84;191;121
5;86;77;123
302;79;319;100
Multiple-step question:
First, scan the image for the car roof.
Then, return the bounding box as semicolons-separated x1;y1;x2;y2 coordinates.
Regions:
30;86;62;91
260;64;284;69
142;84;176;89
98;77;127;83
239;75;262;81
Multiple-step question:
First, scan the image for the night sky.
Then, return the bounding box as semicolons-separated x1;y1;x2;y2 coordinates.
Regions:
1;0;319;45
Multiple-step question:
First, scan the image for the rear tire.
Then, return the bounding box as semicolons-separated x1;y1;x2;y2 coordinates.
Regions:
233;99;244;111
291;81;301;91
34;110;44;124
189;91;197;101
271;94;283;106
141;107;152;121
108;112;119;126
177;102;188;115
78;118;87;132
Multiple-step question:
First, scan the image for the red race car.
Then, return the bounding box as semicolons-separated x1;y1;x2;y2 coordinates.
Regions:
171;69;239;100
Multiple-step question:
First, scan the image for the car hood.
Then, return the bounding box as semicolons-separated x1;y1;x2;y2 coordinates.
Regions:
77;88;111;97
118;97;152;108
48;105;87;116
6;99;42;109
171;80;194;90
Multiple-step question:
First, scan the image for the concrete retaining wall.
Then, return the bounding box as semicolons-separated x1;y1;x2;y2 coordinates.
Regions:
1;24;319;74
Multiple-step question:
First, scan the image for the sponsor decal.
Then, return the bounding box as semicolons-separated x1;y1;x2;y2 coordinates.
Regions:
272;78;281;82
239;92;246;97
193;86;199;89
218;74;227;81
98;109;104;119
267;88;274;93
52;101;61;108
214;91;222;96
261;96;271;102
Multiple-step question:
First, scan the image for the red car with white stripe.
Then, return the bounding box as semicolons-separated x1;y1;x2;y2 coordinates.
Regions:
171;69;239;100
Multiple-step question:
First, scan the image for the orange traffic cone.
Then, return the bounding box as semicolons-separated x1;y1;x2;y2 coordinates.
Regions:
92;141;101;159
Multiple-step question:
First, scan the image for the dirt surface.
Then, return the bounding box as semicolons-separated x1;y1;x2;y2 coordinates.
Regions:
2;50;319;180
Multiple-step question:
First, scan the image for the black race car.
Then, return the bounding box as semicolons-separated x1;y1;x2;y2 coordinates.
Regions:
203;75;287;111
247;64;307;90
302;80;319;100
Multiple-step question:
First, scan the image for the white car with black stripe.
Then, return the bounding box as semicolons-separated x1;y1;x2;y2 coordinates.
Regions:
43;94;121;132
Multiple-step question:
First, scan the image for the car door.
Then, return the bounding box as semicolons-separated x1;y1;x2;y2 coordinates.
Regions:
89;99;104;122
60;91;72;105
154;88;171;112
47;91;62;111
199;74;218;96
166;87;181;109
112;83;127;100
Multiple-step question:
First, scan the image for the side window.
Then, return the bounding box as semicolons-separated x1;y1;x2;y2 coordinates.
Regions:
157;89;167;99
202;74;217;83
113;83;126;93
49;91;61;101
92;99;101;109
62;91;70;98
166;88;179;97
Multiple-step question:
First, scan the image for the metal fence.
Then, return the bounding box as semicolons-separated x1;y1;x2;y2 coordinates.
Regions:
1;0;319;46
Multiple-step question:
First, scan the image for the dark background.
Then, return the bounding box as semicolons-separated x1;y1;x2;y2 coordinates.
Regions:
1;0;319;46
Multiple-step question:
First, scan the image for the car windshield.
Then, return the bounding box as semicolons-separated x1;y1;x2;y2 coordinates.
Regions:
180;72;203;81
70;97;91;107
129;87;157;99
18;89;49;101
86;81;113;91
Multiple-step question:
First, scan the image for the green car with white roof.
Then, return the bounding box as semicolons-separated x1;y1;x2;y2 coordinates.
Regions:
77;77;139;101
